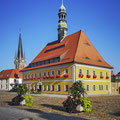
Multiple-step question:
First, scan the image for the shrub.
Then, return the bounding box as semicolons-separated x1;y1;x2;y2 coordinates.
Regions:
17;84;28;97
80;97;92;112
70;81;86;99
24;95;33;106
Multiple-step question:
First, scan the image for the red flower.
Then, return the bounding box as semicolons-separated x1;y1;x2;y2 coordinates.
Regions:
34;77;37;80
51;75;54;79
64;74;69;78
106;76;109;79
86;74;91;78
56;74;61;78
79;74;84;78
37;77;41;79
46;75;50;79
100;76;103;79
30;77;33;80
27;78;29;80
24;78;26;80
43;76;46;79
93;75;97;79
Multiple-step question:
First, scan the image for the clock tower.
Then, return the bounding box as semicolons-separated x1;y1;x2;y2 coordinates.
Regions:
58;0;67;43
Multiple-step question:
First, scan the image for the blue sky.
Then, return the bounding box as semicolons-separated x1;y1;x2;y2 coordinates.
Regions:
0;0;120;74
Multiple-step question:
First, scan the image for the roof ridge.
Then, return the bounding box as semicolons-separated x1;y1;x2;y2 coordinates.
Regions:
73;30;81;61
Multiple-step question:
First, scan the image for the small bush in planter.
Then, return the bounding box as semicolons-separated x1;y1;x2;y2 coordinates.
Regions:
11;84;28;105
80;97;92;112
62;81;92;113
24;95;33;106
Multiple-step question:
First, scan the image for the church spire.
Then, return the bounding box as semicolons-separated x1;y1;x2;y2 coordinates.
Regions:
14;30;26;70
58;0;67;43
17;32;23;59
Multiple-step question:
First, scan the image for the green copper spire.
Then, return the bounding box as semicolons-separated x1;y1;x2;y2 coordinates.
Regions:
58;0;67;42
59;0;66;12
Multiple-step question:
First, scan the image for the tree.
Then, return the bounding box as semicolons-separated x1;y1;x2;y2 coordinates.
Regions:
17;84;28;97
70;81;86;99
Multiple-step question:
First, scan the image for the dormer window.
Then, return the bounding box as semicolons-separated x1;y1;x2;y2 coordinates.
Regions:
97;60;102;62
83;57;89;60
84;43;90;46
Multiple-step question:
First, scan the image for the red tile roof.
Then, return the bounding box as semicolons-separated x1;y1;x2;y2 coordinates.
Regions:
21;30;113;72
0;69;22;79
116;72;120;76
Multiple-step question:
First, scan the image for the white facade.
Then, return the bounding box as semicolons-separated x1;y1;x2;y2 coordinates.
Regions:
0;78;22;91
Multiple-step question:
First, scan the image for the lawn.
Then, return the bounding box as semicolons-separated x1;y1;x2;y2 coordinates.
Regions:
0;91;120;120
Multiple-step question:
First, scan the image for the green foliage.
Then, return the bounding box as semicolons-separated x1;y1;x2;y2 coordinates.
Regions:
70;81;86;99
24;95;33;106
17;84;28;96
80;97;92;112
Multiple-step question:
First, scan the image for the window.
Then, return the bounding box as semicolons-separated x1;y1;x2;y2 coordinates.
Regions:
43;85;46;91
6;85;7;89
14;79;17;83
47;85;50;91
6;80;8;83
100;72;103;76
51;71;54;75
65;69;68;74
65;85;68;92
87;70;89;75
57;70;61;75
93;71;95;76
106;85;108;90
52;85;54;91
86;85;89;91
47;72;50;76
28;74;30;78
54;57;60;62
43;72;46;76
50;59;54;63
93;85;96;91
35;73;37;78
41;61;44;65
79;69;82;74
106;72;108;76
34;85;36;90
39;73;41;77
45;60;50;64
99;85;103;91
25;74;27;79
57;85;61;91
44;45;65;53
31;85;33;90
31;74;33;78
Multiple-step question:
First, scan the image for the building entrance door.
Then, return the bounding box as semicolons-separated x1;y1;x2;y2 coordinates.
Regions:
39;85;42;92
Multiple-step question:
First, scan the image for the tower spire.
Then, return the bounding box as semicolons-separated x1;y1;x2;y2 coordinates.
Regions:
14;29;26;70
58;0;67;43
17;31;23;59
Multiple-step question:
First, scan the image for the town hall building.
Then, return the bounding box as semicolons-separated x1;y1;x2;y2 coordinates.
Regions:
21;1;113;95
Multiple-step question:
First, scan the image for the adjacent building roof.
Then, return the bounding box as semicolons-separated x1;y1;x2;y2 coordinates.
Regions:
0;69;22;79
116;72;120;76
21;30;113;72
